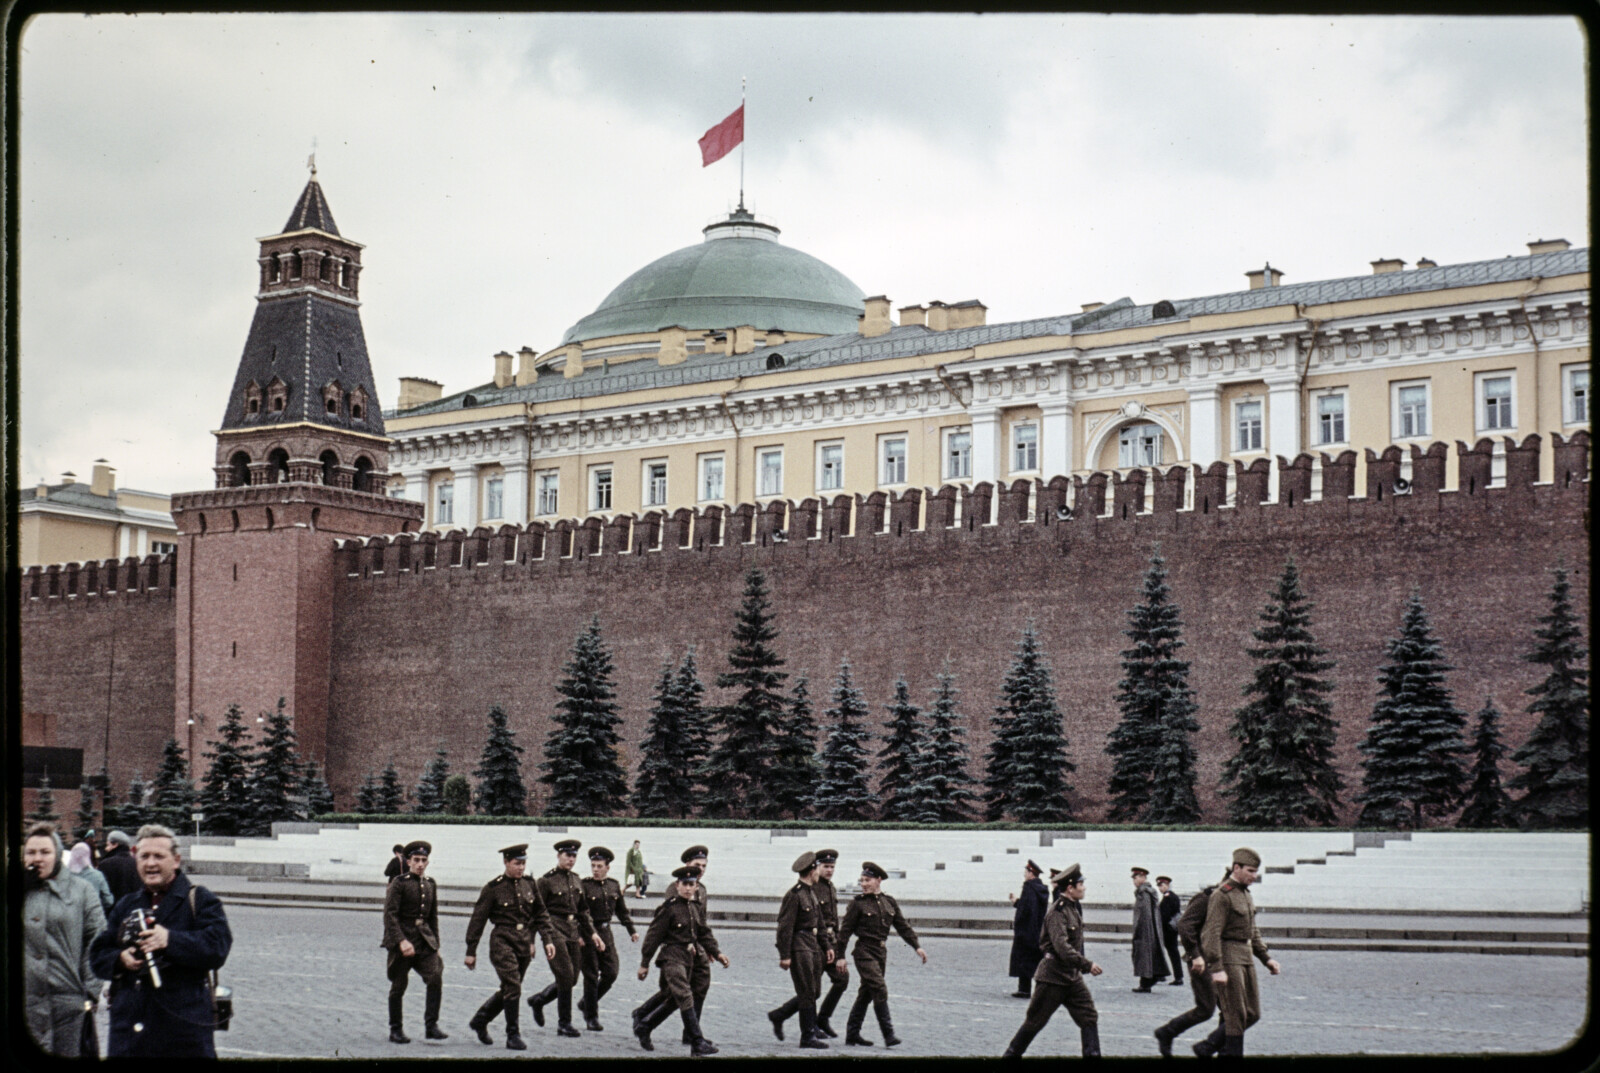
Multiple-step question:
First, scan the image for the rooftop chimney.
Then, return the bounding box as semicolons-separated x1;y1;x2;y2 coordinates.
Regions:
397;377;443;411
947;300;987;330
657;327;688;367
1528;238;1571;255
516;346;539;385
1370;257;1405;275
1081;301;1104;312
91;460;116;497
1245;263;1285;289
898;304;927;328
1416;257;1437;269
926;301;951;332
859;295;893;338
59;470;77;485
493;350;513;389
562;343;585;379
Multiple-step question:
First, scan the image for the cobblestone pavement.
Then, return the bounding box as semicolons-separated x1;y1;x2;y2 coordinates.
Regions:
94;904;1586;1060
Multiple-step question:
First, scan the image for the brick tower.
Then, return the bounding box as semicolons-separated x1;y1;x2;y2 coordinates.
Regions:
170;168;422;770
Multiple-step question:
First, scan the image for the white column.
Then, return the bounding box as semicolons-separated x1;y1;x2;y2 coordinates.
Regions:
451;465;478;530
971;409;1001;484
501;460;530;525
1266;374;1302;502
136;527;148;556
404;471;428;505
1187;384;1223;467
118;527;130;558
1040;400;1075;478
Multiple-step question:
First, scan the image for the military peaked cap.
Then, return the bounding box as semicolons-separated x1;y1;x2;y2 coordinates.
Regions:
681;844;709;863
860;861;888;880
589;846;614;863
814;848;839;864
500;843;529;860
404;840;432;858
1232;847;1262;869
1156;875;1172;885
554;838;582;854
672;865;703;882
792;850;819;874
1025;859;1043;876
1053;863;1083;888
1131;866;1149;876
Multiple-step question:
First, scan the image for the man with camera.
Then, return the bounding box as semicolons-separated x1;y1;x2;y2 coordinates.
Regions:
89;824;233;1058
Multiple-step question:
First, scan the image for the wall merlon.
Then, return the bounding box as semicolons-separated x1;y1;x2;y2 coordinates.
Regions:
22;551;178;603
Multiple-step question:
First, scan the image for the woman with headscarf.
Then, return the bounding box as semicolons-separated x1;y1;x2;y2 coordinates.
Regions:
24;822;106;1057
69;841;115;919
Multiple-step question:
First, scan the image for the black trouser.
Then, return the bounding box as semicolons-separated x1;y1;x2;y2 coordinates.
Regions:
387;947;443;1027
1005;977;1098;1056
818;953;849;1020
580;924;620;1012
1162;930;1185;983
476;928;532;1023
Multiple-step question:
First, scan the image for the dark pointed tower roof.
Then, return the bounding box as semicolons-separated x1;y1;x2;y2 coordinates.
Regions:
283;178;340;236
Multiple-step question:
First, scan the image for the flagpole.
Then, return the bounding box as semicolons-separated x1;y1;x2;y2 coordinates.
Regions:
739;75;746;212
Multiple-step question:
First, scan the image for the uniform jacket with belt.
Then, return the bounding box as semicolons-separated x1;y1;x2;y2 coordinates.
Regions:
382;872;440;953
465;873;552;955
837;892;920;952
775;881;826;957
581;875;637;938
536;867;596;942
1034;893;1095;986
640;894;720;968
1200;880;1272;968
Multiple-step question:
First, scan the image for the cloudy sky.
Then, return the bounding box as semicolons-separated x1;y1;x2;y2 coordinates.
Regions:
18;13;1587;497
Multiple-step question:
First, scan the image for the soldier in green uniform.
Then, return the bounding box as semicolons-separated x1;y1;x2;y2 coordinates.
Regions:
1200;848;1282;1059
769;850;831;1049
836;861;927;1047
381;840;447;1044
634;865;727;1056
1001;863;1103;1058
1153;869;1230;1059
578;845;638;1031
812;849;848;1038
631;844;713;1044
463;844;555;1050
526;838;603;1038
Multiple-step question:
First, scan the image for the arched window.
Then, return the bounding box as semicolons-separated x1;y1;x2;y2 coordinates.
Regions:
353;456;374;493
320;450;340;486
268;448;290;484
289;249;302;281
229;451;251;488
326;397;339;414
267;256;280;284
340;259;352;288
319;254;332;282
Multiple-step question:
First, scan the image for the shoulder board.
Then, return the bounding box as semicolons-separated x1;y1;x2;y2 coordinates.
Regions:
855;892;872;900
545;868;560;877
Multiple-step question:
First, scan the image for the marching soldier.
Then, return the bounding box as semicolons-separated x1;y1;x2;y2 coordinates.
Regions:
1200;848;1282;1059
634;865;727;1055
578;845;638;1031
812;848;848;1038
381;840;447;1044
836;861;927;1047
768;850;830;1049
631;844;713;1044
1002;863;1103;1058
464;844;554;1050
527;838;603;1038
1154;869;1230;1059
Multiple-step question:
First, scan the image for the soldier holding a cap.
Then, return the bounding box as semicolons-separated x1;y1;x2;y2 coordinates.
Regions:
1002;863;1103;1058
835;861;926;1047
578;845;638;1031
634;865;726;1056
1131;866;1170;992
527;839;603;1038
464;844;554;1050
382;840;446;1044
1154;868;1230;1059
1201;848;1281;1059
769;850;831;1049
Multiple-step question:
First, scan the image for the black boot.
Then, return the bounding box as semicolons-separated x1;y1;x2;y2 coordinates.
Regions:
1002;1025;1039;1058
555;989;581;1037
635;998;676;1051
527;983;555;1028
798;1005;830;1049
469;999;496;1045
503;1003;526;1051
873;996;902;1047
581;978;603;1031
1154;1024;1175;1058
681;1007;719;1056
424;1022;448;1041
683;992;710;1045
768;997;798;1041
817;979;845;1037
389;994;410;1044
1081;1023;1102;1058
1218;1034;1244;1060
844;992;874;1045
1193;1022;1227;1059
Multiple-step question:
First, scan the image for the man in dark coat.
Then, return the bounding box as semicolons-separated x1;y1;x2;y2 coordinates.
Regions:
89;824;232;1058
384;844;406;882
1156;876;1185;986
98;831;141;905
1008;860;1048;997
1130;866;1170;992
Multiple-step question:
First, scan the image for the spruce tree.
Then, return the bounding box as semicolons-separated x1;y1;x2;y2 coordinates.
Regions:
148;738;198;832
1356;592;1468;828
541;616;630;816
1107;552;1201;824
198;703;256;836
674;648;714;801
411;749;451;814
703;569;788;817
1221;558;1344;826
474;704;528;816
76;784;98;840
118;772;149;832
356;771;380;814
634;662;692;818
28;772;59;824
877;678;926;823
906;666;977;822
1458;700;1516;829
985;625;1073;823
813;660;876;820
246;698;303;833
302;761;337;816
1508;568;1589;828
442;774;472;815
768;675;822;819
376;760;406;815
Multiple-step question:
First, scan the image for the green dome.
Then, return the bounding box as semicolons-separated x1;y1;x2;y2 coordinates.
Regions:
562;210;865;344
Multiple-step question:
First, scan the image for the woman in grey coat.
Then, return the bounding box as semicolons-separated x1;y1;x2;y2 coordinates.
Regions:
24;822;106;1057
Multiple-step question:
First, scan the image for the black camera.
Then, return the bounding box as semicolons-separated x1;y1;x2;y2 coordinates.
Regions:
116;909;162;988
212;982;233;1031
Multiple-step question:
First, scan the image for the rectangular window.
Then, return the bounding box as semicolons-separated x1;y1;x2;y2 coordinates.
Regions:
758;448;783;497
1012;423;1038;472
880;436;907;486
388;482;407;499
818;442;844;491
1395;381;1429;438
945;428;972;479
1568;366;1590;424
590;467;613;512
699;455;725;501
644;461;668;507
485;476;504;519
535;470;559;516
151;541;177;556
436;482;453;525
1235;400;1263;452
1480;374;1514;431
1316;393;1347;445
1118;423;1162;467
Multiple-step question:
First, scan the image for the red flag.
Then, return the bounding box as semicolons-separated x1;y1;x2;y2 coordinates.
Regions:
698;104;744;167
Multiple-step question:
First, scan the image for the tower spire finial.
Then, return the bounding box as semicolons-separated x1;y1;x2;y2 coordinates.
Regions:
307;135;318;180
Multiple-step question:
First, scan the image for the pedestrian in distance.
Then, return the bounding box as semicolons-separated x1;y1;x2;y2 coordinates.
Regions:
89;823;233;1058
768;849;833;1049
1201;848;1282;1059
527;838;603;1037
1156;875;1185;986
835;861;927;1047
1153;870;1230;1059
69;840;116;919
1131;866;1171;992
624;839;649;898
1008;860;1049;997
812;848;849;1038
1001;863;1103;1059
634;865;727;1056
24;823;106;1058
578;845;639;1031
381;840;446;1044
99;830;141;905
383;843;406;882
631;844;714;1044
464;843;554;1050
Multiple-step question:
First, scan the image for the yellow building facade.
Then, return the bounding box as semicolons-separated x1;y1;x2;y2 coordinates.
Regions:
19;461;177;567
